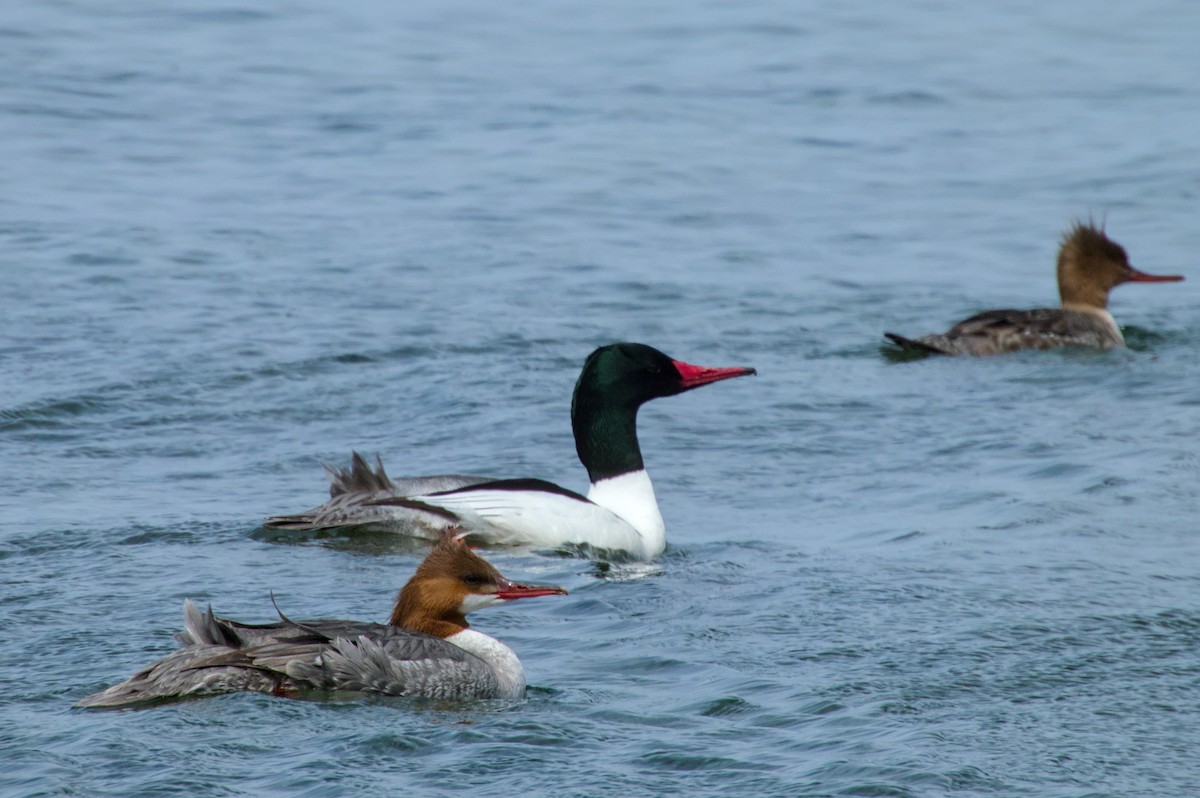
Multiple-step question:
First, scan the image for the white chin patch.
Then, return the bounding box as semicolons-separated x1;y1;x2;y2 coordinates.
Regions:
459;593;503;614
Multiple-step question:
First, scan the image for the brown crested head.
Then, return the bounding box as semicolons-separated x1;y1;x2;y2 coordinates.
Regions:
389;532;567;637
1057;222;1183;310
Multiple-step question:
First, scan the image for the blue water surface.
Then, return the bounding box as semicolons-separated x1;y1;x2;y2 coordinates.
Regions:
3;1;1200;796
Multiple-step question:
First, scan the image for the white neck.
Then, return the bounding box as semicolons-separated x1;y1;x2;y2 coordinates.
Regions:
447;629;526;699
1063;304;1124;345
587;470;666;557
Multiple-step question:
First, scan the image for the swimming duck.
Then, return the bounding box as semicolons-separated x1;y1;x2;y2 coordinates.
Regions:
265;342;756;559
885;222;1183;356
76;534;567;707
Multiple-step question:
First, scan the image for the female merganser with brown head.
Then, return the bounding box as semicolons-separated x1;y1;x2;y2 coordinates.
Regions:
885;222;1183;356
265;342;756;560
76;535;566;708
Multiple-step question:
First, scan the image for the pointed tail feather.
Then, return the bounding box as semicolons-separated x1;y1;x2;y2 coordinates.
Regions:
884;332;949;355
76;682;152;709
263;451;494;531
327;451;395;498
78;601;243;709
261;513;326;530
180;599;242;647
262;498;463;532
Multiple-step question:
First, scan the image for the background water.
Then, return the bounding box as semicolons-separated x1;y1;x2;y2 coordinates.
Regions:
2;1;1199;796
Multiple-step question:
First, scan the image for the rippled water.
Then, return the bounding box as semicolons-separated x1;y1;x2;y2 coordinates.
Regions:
4;1;1200;796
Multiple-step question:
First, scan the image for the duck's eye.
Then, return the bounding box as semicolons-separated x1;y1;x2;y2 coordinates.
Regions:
462;574;483;585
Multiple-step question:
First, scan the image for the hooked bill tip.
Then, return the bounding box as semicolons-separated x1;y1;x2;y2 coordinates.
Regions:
672;361;757;388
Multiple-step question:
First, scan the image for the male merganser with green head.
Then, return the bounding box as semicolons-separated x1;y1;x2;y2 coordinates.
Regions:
265;343;756;559
885;222;1183;356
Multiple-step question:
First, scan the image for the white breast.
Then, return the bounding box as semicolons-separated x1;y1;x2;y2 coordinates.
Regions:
447;629;526;699
587;470;665;557
1094;308;1123;344
1065;305;1124;345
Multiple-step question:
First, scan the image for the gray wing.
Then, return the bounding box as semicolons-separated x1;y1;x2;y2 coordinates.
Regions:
264;451;494;531
942;308;1113;354
76;643;289;707
80;605;502;707
284;630;503;700
82;602;346;707
893;308;1115;356
946;308;1065;339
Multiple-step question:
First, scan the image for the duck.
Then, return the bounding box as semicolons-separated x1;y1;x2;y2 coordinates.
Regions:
885;222;1183;356
76;534;567;708
264;342;756;559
